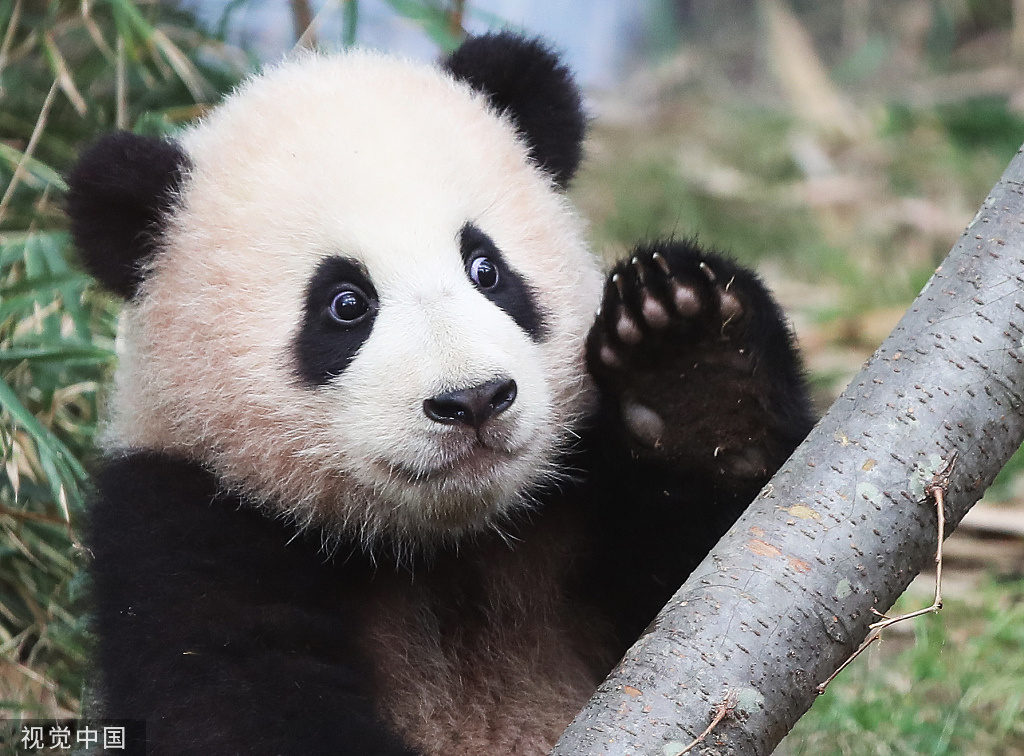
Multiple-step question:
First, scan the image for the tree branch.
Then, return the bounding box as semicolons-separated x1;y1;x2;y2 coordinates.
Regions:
552;150;1024;755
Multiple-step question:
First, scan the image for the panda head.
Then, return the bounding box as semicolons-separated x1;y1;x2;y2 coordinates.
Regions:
67;34;604;548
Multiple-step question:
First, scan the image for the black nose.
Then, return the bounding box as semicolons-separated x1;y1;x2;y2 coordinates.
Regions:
423;378;517;429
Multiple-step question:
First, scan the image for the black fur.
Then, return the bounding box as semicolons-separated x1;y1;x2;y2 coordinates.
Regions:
66;132;189;299
460;223;548;341
443;33;586;189
293;256;380;385
88;454;417;756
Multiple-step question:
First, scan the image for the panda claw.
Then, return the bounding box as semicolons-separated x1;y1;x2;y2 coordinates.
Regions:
651;251;672;276
699;261;717;284
631;256;646;284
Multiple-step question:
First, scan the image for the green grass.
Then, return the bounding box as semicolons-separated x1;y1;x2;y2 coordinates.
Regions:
577;102;840;272
780;579;1024;755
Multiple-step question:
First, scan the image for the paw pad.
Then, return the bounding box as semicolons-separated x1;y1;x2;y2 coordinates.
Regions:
621;397;665;447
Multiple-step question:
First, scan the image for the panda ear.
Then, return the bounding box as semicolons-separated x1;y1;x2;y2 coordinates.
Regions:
66;131;190;299
442;32;586;190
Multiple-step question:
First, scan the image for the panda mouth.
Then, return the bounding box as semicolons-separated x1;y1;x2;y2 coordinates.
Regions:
382;443;522;485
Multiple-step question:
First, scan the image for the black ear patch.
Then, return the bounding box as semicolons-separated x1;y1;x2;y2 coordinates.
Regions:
442;32;586;189
66;132;190;299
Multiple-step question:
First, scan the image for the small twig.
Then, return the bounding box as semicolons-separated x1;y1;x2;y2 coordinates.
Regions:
0;503;67;526
0;78;58;226
816;450;957;695
116;35;127;130
289;0;317;48
669;691;738;756
448;0;466;39
0;0;23;79
80;0;117;64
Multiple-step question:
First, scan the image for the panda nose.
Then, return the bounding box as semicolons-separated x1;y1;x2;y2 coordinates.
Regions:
423;378;517;429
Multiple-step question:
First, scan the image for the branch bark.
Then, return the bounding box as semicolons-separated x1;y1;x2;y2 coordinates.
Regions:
552;150;1024;755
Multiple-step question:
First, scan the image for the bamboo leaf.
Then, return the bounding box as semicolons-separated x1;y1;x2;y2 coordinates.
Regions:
0;144;68;193
381;0;462;50
1;273;91;299
106;0;213;101
33;232;70;276
0;275;93;323
0;345;114;363
0;379;87;490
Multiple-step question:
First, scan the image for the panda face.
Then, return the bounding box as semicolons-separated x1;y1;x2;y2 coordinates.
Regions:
287;219;563;531
102;52;603;547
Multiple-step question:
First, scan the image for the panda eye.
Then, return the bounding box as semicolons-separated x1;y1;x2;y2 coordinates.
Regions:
469;256;499;290
328;288;371;325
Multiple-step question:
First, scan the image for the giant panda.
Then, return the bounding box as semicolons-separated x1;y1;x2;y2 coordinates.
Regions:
67;32;813;756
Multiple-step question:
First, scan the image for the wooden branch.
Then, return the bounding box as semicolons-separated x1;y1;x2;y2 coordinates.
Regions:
816;451;955;695
552;150;1024;755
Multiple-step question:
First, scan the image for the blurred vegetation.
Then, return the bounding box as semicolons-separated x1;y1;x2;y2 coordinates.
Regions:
0;0;250;716
573;0;1024;406
2;0;1024;750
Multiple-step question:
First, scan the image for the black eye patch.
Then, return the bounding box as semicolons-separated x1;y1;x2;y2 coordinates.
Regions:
460;223;547;341
293;257;378;387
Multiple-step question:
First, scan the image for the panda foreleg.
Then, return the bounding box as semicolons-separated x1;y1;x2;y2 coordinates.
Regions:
579;239;814;645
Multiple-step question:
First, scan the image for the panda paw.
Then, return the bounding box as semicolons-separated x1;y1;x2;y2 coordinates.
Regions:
586;239;806;476
588;240;752;380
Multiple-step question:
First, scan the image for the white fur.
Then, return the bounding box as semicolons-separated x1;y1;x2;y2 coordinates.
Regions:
103;51;604;547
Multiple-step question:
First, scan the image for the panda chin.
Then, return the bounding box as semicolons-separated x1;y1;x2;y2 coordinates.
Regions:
358;434;553;544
